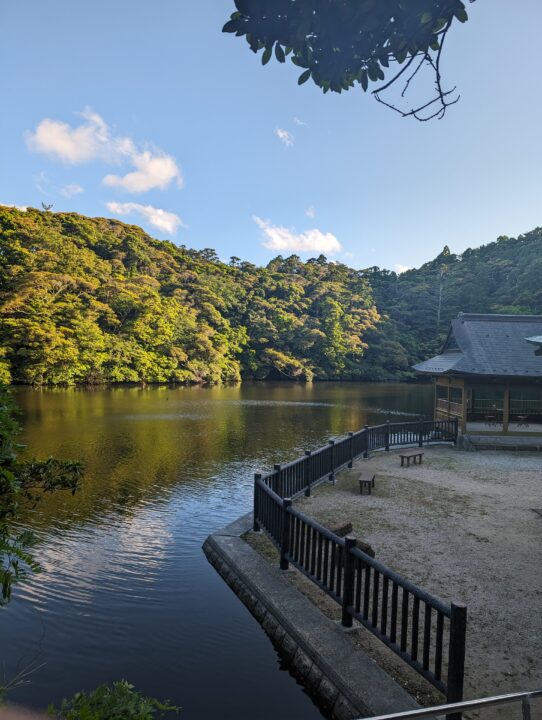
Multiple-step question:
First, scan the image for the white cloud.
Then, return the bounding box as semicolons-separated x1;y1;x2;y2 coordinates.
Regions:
103;151;181;193
394;263;411;274
26;108;112;164
275;128;294;147
26;108;182;193
293;116;307;126
305;206;316;218
2;203;27;211
60;183;84;198
253;215;342;255
106;202;185;235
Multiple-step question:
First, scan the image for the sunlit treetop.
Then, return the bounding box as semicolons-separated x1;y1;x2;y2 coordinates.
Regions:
223;0;474;120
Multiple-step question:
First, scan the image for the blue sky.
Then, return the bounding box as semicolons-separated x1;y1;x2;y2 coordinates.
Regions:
1;0;541;272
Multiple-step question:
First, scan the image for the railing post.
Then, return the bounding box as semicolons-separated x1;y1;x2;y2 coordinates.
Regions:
454;417;459;446
280;498;292;570
304;450;312;496
253;473;261;532
341;535;356;627
418;423;424;448
446;601;467;720
348;432;354;468
363;425;369;458
274;464;283;497
328;439;336;484
385;421;390;451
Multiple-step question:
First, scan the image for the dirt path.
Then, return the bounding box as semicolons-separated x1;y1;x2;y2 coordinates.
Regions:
293;446;542;718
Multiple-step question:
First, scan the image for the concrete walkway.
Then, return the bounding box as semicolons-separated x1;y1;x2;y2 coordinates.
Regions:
203;514;419;720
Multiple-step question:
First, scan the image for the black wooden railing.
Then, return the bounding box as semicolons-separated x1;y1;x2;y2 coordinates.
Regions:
252;419;465;717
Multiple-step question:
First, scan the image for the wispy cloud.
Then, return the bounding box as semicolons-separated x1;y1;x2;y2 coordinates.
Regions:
34;171;53;196
293;116;307;126
106;202;185;235
394;263;410;274
305;206;316;218
60;183;84;198
253;215;342;255
275;128;294;147
26;108;183;193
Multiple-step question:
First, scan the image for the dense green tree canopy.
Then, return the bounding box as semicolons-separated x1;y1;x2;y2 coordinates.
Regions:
0;207;378;385
366;228;542;375
1;206;540;386
223;0;474;119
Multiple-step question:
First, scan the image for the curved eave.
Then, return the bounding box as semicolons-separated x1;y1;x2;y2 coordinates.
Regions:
412;353;462;375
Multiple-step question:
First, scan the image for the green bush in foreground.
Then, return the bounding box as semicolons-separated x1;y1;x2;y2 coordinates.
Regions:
49;681;179;720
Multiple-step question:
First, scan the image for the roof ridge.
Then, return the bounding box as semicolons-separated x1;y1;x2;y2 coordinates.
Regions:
456;312;542;323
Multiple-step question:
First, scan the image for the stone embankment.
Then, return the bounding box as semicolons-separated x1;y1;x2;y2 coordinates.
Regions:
203;513;418;720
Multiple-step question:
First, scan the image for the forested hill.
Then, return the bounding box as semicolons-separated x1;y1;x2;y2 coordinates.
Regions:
0;206;378;385
0;206;540;385
362;229;542;378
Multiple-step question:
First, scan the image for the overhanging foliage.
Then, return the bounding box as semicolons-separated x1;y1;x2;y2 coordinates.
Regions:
223;0;474;120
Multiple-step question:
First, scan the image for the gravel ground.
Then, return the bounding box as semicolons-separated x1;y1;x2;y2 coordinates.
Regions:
291;446;542;719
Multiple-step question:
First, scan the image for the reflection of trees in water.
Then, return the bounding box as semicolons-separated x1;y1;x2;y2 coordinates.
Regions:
13;384;433;532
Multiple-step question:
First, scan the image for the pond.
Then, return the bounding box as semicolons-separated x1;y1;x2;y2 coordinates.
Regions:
2;382;432;719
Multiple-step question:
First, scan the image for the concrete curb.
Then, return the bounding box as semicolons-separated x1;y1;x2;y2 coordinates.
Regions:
203;513;419;720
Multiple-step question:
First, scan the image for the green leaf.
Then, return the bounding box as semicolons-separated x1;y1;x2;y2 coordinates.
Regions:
298;69;311;85
222;20;238;34
454;5;468;23
262;47;272;65
432;17;448;32
275;44;285;63
360;69;368;91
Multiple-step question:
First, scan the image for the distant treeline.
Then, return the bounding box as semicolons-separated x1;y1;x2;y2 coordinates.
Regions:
1;206;540;385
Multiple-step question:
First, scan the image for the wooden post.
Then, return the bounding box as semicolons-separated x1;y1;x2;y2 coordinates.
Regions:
341;535;357;627
503;384;510;435
418;424;424;448
453;418;459;446
446;602;467;720
280;498;292;570
363;425;369;459
385;421;390;451
462;385;468;435
253;473;261;532
274;463;283;497
304;450;312;496
348;432;354;468
328;440;336;484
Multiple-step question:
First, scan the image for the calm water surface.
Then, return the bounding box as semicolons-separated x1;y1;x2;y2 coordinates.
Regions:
3;383;432;718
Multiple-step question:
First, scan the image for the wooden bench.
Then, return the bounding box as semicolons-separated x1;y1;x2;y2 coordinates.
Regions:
359;474;376;495
400;452;424;467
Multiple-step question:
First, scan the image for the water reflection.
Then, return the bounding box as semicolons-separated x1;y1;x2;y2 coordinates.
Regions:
2;382;432;719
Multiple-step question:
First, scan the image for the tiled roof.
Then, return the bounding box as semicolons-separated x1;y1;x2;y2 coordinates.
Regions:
413;313;542;378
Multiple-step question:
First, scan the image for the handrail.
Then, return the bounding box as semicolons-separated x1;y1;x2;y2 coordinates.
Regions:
289;505;346;545
252;418;464;711
357;688;542;720
349;546;450;616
